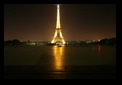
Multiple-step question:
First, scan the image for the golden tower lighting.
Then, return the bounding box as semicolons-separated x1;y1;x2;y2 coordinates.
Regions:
51;4;65;44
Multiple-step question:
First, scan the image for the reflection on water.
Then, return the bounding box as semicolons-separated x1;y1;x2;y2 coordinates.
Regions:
4;45;116;66
98;45;101;54
53;46;64;70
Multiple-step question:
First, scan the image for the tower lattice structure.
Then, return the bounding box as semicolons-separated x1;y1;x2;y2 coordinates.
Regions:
51;4;65;44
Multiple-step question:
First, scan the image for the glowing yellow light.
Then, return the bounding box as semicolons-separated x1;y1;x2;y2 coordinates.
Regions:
59;32;63;38
62;39;65;44
51;40;54;43
51;4;65;45
54;32;57;38
53;46;64;70
56;4;61;28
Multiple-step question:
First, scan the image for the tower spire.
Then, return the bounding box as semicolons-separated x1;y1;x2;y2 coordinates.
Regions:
56;4;61;28
51;4;65;45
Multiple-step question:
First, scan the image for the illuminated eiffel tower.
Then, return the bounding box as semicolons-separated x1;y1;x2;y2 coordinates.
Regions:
51;4;65;45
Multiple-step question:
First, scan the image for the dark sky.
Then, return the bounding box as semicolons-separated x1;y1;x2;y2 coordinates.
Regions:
4;4;116;41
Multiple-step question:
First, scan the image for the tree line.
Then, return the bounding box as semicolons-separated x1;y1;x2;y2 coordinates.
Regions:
4;37;116;46
93;37;116;45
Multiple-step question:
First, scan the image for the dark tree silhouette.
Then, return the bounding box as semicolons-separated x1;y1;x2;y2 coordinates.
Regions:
12;39;21;46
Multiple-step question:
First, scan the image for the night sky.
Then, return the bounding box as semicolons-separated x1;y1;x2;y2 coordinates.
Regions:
4;4;116;41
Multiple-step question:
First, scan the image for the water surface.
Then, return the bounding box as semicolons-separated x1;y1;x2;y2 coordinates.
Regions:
4;45;116;79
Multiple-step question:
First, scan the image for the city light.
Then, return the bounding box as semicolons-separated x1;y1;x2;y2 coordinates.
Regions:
98;39;101;42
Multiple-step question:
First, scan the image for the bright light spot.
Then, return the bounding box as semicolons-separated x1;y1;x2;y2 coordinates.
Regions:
98;39;100;42
60;32;63;38
54;32;57;38
57;4;60;7
56;6;60;28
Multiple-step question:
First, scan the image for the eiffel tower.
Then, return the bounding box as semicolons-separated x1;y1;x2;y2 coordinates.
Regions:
51;4;65;45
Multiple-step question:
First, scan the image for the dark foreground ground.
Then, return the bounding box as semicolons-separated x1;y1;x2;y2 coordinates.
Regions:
4;65;116;79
